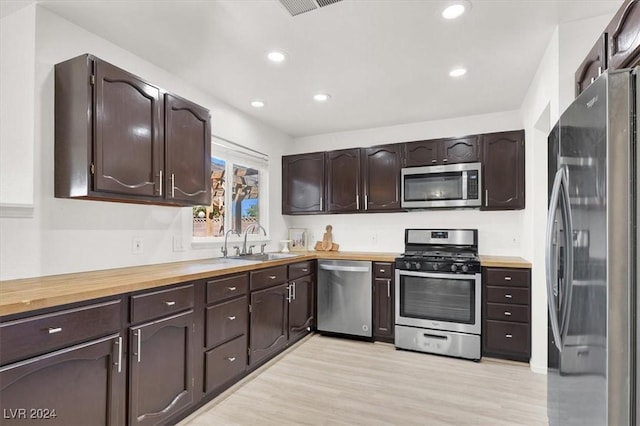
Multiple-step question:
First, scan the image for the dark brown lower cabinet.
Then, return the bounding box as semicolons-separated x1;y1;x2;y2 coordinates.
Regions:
129;310;194;426
204;335;247;393
372;262;394;343
288;275;314;342
0;334;124;426
249;284;289;367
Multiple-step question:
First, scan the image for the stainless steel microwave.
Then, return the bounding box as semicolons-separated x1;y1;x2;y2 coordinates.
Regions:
401;162;482;209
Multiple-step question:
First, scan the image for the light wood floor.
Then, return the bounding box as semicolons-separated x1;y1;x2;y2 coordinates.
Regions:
181;335;547;426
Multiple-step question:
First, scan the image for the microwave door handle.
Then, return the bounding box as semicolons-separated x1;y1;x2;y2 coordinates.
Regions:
545;168;566;351
462;171;468;200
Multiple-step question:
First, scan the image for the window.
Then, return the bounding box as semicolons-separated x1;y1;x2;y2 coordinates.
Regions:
193;137;268;242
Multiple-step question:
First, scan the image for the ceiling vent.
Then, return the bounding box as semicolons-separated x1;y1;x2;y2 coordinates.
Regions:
278;0;343;17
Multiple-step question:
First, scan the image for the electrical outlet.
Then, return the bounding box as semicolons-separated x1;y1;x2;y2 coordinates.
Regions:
132;237;144;255
173;235;185;252
371;233;378;244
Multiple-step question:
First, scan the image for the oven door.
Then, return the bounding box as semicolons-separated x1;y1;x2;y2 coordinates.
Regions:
395;269;481;335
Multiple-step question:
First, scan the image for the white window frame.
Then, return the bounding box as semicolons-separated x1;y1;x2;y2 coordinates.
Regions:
192;136;269;249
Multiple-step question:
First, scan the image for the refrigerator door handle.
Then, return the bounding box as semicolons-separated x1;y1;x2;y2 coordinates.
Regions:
558;171;574;344
546;168;569;351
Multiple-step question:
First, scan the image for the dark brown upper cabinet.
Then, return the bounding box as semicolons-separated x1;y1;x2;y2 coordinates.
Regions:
404;136;479;167
55;54;211;207
607;0;640;70
165;94;211;205
325;148;361;213
481;130;525;210
362;144;403;211
282;152;325;214
575;35;607;96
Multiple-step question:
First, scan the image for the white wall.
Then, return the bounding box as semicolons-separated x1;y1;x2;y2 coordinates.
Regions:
0;6;292;280
0;5;36;213
285;110;525;254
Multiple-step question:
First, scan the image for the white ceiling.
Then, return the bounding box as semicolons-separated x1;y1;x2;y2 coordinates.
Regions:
2;0;623;137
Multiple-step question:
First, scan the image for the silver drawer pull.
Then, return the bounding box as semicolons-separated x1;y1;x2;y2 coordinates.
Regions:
228;286;237;291
227;316;236;321
505;334;513;338
268;275;277;280
227;357;236;362
164;301;176;306
505;294;513;299
504;276;512;281
301;268;309;272
48;327;62;334
380;269;386;273
504;311;512;316
431;159;437;163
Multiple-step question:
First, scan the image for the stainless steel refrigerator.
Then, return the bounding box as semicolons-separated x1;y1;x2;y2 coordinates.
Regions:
546;68;638;425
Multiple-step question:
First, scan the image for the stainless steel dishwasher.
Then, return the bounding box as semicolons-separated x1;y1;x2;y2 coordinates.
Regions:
317;260;372;337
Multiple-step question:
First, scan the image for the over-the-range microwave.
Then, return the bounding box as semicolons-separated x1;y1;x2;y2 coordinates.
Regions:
401;162;481;209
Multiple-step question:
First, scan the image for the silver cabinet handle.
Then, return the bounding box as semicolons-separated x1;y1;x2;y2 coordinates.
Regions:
431;159;437;163
387;280;390;298
504;276;512;281
505;294;513;299
380;269;386;273
443;158;448;163
485;189;488;207
164;301;176;306
269;275;277;280
227;316;236;321
597;66;602;76
293;282;296;300
356;194;360;210
228;286;237;291
171;173;176;198
505;334;513;338
504;311;512;316
591;77;596;83
135;330;142;363
301;268;309;272
286;284;292;302
320;196;323;211
115;336;122;373
158;170;163;196
227;357;236;362
364;194;368;210
48;327;62;334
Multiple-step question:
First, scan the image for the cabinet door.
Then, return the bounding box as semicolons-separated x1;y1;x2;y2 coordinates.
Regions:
129;310;194;426
404;140;440;167
165;94;211;206
249;284;289;367
608;0;640;70
442;136;479;164
288;275;314;342
481;131;525;210
282;152;325;214
94;59;163;198
362;144;402;211
326;148;361;212
0;334;124;426
575;35;607;96
373;277;394;343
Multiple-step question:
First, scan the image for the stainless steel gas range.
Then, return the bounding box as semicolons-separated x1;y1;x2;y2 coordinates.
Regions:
394;229;481;361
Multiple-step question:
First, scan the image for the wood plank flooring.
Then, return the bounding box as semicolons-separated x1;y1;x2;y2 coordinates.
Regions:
181;334;547;425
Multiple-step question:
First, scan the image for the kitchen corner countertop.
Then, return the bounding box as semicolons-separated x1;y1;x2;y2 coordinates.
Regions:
0;251;527;317
479;255;532;269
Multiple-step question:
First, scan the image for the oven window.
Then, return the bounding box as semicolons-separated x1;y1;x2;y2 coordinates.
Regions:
404;172;462;202
400;275;474;324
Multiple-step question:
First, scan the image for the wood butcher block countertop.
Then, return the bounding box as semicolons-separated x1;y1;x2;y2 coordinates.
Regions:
0;251;529;317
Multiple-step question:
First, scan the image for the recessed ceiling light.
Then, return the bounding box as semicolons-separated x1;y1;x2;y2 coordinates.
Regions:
251;100;265;108
449;67;467;77
267;50;287;63
442;1;471;19
313;93;331;102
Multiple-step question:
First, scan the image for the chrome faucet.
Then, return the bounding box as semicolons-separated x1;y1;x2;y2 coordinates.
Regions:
243;223;267;255
221;229;240;258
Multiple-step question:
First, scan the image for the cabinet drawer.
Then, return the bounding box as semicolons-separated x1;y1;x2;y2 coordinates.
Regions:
205;297;248;348
288;261;313;280
205;334;247;394
250;266;288;291
0;300;122;366
206;274;248;305
484;268;530;287
486;303;529;323
485;320;530;356
373;262;393;279
130;284;194;324
486;286;529;305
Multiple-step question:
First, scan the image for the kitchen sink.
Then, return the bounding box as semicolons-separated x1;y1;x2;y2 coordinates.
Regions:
228;252;302;262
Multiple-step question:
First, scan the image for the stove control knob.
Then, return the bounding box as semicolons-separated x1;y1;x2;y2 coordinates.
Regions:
404;261;411;270
432;263;438;271
462;264;469;273
450;264;457;272
414;262;422;270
